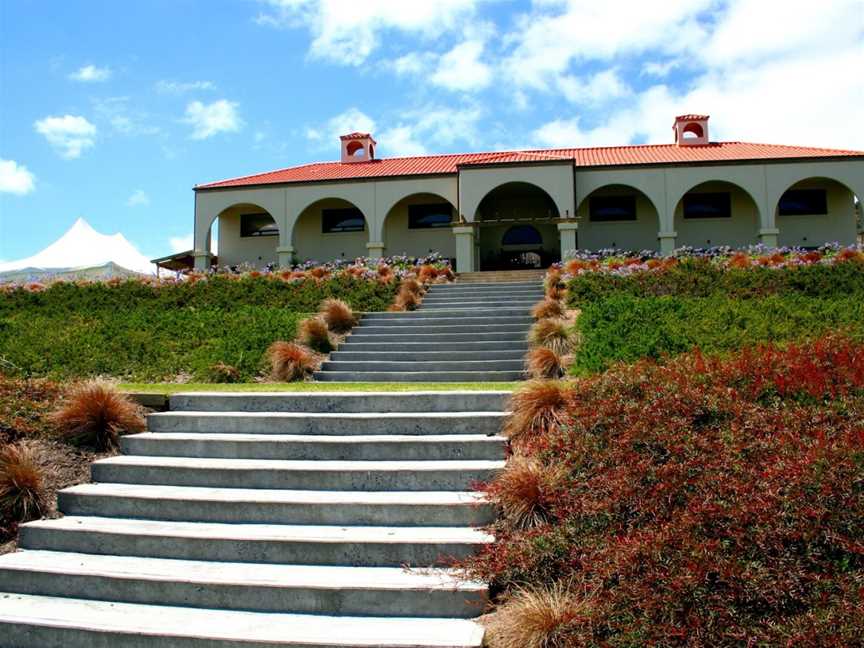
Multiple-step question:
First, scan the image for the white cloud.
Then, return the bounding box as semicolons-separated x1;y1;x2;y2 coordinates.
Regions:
183;100;243;139
556;69;629;105
155;80;215;93
257;0;480;65
127;189;150;207
387;52;434;76
68;64;111;82
0;159;36;195
169;235;193;253
430;39;493;91
94;97;161;136
641;60;679;78
305;107;377;147
34;115;97;159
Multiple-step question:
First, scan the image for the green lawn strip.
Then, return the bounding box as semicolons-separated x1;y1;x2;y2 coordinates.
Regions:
119;382;521;394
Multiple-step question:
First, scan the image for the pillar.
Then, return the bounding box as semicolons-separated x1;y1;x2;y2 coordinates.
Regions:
193;250;212;271
276;246;294;268
366;241;385;259
453;226;475;273
658;231;677;256
758;228;779;248
557;221;579;260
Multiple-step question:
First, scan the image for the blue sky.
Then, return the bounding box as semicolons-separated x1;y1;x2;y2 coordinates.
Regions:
1;0;862;261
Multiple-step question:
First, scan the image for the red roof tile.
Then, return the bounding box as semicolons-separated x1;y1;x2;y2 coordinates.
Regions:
197;141;864;190
675;114;710;121
340;132;374;140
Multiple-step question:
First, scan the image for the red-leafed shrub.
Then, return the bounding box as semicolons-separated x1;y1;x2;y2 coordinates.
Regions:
466;335;864;647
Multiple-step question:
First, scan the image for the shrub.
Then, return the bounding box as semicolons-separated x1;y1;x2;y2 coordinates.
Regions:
525;347;567;379
319;298;357;334
51;381;145;451
531;299;565;320
266;341;319;382
400;278;425;298
466;335;864;646
298;316;335;353
206;362;240;383
0;375;63;443
0;443;45;524
392;285;420;311
502;381;569;446
528;319;572;355
418;264;439;283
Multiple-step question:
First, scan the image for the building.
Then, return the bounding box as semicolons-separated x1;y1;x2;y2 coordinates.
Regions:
191;115;864;272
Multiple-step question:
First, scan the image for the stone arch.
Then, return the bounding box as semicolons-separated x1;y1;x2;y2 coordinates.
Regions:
576;184;662;252
672;180;761;249
380;192;457;260
194;189;286;259
774;176;860;247
291;196;369;264
208;202;280;268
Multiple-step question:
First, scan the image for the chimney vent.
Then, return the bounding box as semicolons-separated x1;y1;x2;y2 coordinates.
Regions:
340;132;377;163
673;114;710;146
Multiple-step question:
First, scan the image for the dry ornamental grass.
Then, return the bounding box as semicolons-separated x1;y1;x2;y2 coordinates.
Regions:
485;582;589;648
51;381;145;451
502;380;569;444
489;454;564;529
529;319;572;355
267;341;320;382
531;299;565;320
525;347;568;379
319;298;358;334
298;316;335;353
0;443;46;525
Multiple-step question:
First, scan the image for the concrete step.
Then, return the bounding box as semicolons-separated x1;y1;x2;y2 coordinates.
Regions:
343;332;527;343
122;432;507;461
169;391;511;413
58;483;496;526
330;351;524;362
337;341;527;352
418;300;539;310
350;323;531;335
19;517;494;567
321;360;524;373
445;280;544;288
0;551;487;619
90;456;505;491
0;593;485;647
361;310;531;320
147;411;506;436
314;370;524;382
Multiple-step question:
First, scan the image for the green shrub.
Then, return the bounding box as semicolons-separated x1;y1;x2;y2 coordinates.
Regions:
573;294;864;374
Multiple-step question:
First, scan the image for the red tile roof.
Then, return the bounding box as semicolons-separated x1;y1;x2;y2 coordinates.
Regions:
197;141;864;190
340;132;373;140
675;114;710;121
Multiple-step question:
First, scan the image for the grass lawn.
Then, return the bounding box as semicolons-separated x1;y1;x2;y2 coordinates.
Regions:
119;382;521;394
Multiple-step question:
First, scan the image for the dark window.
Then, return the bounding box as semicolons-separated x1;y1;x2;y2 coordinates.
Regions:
240;213;278;237
322;207;365;233
408;203;453;229
589;195;637;222
683;192;731;219
502;225;542;246
778;189;828;216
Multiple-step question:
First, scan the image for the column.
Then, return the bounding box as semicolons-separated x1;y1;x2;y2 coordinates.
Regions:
193;250;212;271
276;246;294;268
758;228;779;248
452;225;475;273
658;231;677;255
366;241;385;259
557;221;579;260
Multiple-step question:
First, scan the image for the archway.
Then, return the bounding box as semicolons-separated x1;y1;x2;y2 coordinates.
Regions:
673;180;760;249
775;177;860;248
215;202;279;268
292;197;368;264
475;182;560;270
576;184;661;252
381;192;456;261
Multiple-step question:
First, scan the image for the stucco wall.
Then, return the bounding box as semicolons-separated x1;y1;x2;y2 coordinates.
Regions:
576;186;660;252
459;163;575;222
218;207;278;267
292;198;369;263
777;179;858;247
383;193;456;259
673;181;760;248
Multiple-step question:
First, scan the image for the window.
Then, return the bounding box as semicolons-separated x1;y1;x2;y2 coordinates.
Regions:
683;192;731;219
502;225;542;246
408;203;453;229
778;189;827;216
322;207;365;233
589;195;637;222
240;213;278;237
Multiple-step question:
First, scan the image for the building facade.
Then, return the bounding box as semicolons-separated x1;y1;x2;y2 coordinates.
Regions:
192;116;864;272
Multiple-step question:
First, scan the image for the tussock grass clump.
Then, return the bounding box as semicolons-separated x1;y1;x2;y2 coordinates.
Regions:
376;265;395;283
417;265;439;283
400;278;425;298
298;316;335;353
546;283;565;301
485;582;586;648
319;298;357;334
525;347;569;379
391;283;421;311
0;443;46;524
51;381;144;451
267;341;320;382
529;318;572;355
531;299;565;320
207;362;240;383
489;455;564;529
503;380;569;444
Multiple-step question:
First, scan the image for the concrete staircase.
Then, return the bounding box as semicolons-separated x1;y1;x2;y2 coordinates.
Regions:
315;277;543;382
0;391;508;647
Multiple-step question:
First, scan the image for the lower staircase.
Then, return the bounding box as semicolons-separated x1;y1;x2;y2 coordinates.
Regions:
0;391;507;647
315;276;543;382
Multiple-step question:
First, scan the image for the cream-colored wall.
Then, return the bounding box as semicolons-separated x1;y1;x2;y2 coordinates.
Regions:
576;186;660;251
217;206;278;267
478;222;559;269
777;179;858;247
459;163;575;222
383;194;456;259
673;181;760;248
292;198;369;263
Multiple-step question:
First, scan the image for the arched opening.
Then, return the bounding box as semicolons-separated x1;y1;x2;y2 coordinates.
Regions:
673;180;760;249
346;141;364;157
682;122;704;139
576;184;661;252
475;182;560;270
292;197;368;264
775;177;860;248
382;192;456;261
216;202;278;268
